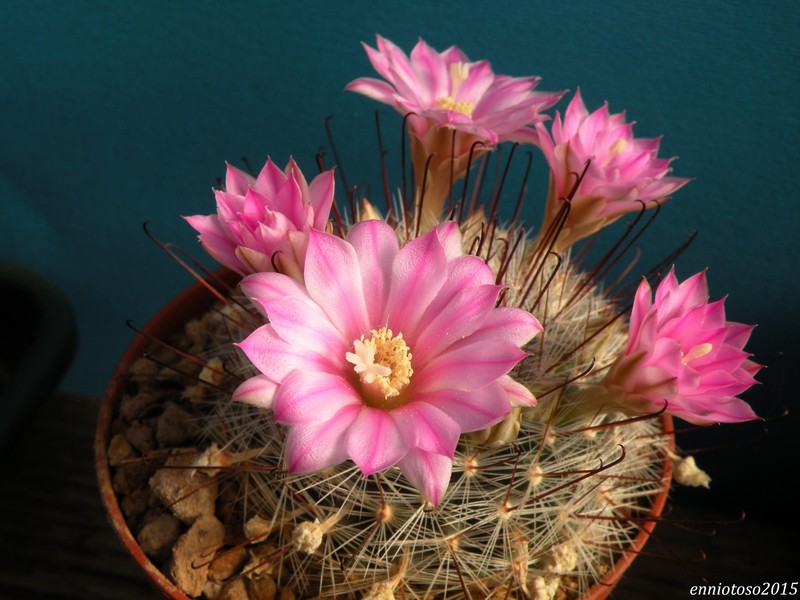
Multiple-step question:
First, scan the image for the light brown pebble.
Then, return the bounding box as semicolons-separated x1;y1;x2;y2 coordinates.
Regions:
198;356;225;386
112;460;153;495
279;587;296;600
203;579;224;600
203;576;250;600
220;578;250;600
208;545;248;582
107;433;135;466
157;365;183;382
120;388;160;422
129;356;160;377
149;449;218;524
121;486;150;520
243;515;275;542
137;512;182;560
125;421;156;454
185;318;207;345
182;383;206;404
249;575;277;600
149;343;179;366
156;401;199;447
170;515;226;597
244;544;279;577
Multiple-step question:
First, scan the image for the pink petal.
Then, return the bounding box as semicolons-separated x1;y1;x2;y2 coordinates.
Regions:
434;221;463;260
408;256;496;342
345;407;407;475
381;40;423;103
309;169;336;230
345;77;401;106
629;277;654;322
397;449;452;506
285;157;310;198
184;214;244;275
627;307;658;355
461;307;542;347
236;325;335;383
412;284;500;364
254;157;287;198
258;295;347;361
273;371;361;426
455;60;494;102
392;402;460;456
232;375;279;409
384;226;447;335
503;126;542;147
269;176;306;228
671;396;757;425
285;404;361;473
419;383;509;432
499;375;537;407
346;220;400;326
303;229;370;342
416;338;528;393
724;322;756;349
224;162;256;196
408;39;448;104
241;271;309;306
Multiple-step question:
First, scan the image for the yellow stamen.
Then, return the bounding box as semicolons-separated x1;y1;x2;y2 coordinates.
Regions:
346;327;413;399
436;95;455;111
609;138;627;156
435;96;474;117
453;100;474;117
434;62;474;117
681;343;713;365
601;138;628;167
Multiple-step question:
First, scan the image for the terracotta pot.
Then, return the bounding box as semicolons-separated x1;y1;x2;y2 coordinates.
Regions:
95;272;674;600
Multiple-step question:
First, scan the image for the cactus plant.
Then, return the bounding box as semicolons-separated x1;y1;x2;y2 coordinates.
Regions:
97;34;760;600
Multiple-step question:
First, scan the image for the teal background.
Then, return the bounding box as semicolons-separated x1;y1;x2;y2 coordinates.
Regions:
1;2;797;518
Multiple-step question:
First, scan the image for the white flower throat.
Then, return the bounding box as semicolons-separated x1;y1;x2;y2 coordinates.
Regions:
346;327;413;399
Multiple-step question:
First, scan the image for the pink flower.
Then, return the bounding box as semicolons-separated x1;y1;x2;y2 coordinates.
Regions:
536;90;690;250
185;157;335;278
347;35;564;230
233;220;541;504
347;35;563;146
603;268;760;425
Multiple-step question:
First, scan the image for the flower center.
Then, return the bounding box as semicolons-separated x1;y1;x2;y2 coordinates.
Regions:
346;327;414;400
609;138;627;156
436;96;474;117
601;138;628;167
681;343;713;365
435;62;474;117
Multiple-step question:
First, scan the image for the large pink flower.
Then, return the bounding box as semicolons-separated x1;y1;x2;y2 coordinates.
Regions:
602;268;760;425
347;35;564;230
233;220;541;504
536;90;690;250
185;157;335;278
